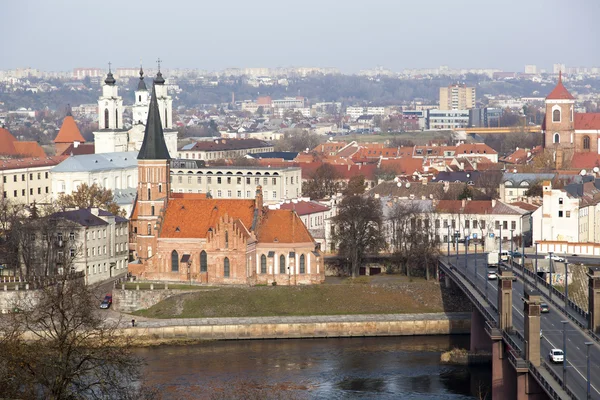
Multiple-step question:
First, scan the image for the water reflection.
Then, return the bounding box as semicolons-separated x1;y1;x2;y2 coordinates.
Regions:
136;335;491;399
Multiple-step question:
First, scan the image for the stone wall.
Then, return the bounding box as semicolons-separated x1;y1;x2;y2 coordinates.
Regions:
0;290;40;314
113;288;197;313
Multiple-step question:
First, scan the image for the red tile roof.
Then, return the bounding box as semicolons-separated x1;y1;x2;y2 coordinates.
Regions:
13;141;46;158
279;200;330;215
0;156;67;171
454;143;497;155
574;113;600;130
160;197;255;238
59;143;95;156
463;200;493;214
54;115;85;143
380;157;423;175
257;209;314;244
570;152;600;169
436;200;462;213
0;128;18;155
510;202;540;212
546;74;575;100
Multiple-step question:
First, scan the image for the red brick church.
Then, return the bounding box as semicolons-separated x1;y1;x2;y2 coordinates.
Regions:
542;72;600;158
128;83;324;285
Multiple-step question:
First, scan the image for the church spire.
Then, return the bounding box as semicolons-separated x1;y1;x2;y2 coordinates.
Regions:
138;83;171;160
104;62;116;85
137;64;147;91
154;58;165;85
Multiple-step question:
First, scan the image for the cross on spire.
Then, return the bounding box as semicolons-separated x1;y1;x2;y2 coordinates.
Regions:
157;58;162;72
108;61;112;72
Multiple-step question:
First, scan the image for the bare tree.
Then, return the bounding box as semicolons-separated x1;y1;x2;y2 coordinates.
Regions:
57;183;124;217
302;164;341;200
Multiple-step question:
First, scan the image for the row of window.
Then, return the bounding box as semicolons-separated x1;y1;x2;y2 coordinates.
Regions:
87;258;126;276
3;187;49;198
174;176;282;186
169;251;308;276
2;172;49;184
552;133;591;150
180;148;271;160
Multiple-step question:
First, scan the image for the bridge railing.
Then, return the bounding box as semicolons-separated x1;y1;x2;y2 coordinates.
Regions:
541;360;578;400
527;360;575;400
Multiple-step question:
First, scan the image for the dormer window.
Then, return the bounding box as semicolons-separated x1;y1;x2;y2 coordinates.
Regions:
553;109;561;122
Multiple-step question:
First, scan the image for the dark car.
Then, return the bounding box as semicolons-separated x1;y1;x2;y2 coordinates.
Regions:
100;295;112;309
510;251;525;258
540;303;549;313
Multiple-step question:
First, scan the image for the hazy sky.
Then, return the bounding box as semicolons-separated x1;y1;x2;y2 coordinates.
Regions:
1;0;599;73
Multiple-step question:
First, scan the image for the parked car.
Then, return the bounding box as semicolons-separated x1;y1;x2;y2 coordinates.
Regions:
549;349;564;363
487;271;498;280
545;254;566;262
100;294;112;309
510;251;525;258
540;302;550;313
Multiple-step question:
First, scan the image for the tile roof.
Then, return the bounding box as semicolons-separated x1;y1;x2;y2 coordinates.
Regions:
54;115;85;144
500;148;529;164
570;152;600;169
13;141;46;158
574;113;600;130
160;198;255;238
380;157;423;175
0;156;67;171
0;128;17;155
52;152;138;173
509;201;541;212
59;143;95;156
279;200;330;215
546;74;575;100
257;209;314;244
188;138;271;152
454;143;497;155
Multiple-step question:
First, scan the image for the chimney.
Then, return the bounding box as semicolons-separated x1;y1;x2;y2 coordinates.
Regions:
255;185;263;211
461;199;466;208
492;199;497;208
422;177;428;185
90;207;99;216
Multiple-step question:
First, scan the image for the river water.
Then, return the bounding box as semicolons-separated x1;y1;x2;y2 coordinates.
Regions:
136;335;491;399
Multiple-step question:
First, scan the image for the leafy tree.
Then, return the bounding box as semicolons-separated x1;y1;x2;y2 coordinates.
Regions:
57;183;124;217
332;195;385;277
524;180;543;197
0;273;157;399
302;164;340;199
344;175;365;196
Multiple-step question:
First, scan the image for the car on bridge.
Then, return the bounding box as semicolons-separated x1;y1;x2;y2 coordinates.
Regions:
487;271;498;280
509;251;525;258
549;349;564;363
540;302;549;313
545;254;566;262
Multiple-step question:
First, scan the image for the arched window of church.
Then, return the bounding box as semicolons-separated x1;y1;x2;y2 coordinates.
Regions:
224;257;230;277
553;109;560;122
104;108;109;128
299;254;306;274
159;184;162;193
148;188;151;200
115;109;118;129
147;223;151;235
584;136;591;150
225;231;229;248
279;255;286;274
138;95;141;102
151;206;155;216
165;107;168;127
553;133;560;144
200;251;207;272
171;250;179;272
260;255;267;274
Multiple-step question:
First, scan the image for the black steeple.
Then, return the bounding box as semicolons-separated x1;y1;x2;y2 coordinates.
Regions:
105;62;116;85
137;65;147;91
154;58;165;85
137;83;171;160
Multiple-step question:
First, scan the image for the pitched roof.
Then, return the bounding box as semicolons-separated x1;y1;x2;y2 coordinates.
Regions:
546;73;575;100
0;156;67;172
278;200;330;215
59;143;95;156
188;138;271;152
0;127;17;155
380;157;423;175
160;198;255;238
138;83;171;160
51;209;109;227
570;152;600;169
574;113;600;130
54;115;85;144
52;152;137;173
500;148;529;164
256;209;314;244
454;143;497;155
13;141;46;158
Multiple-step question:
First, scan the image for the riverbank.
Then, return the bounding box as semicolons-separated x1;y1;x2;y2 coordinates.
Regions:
117;312;471;346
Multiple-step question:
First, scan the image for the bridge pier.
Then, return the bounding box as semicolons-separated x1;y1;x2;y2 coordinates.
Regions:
490;327;507;399
588;266;600;333
498;268;514;331
470;309;491;353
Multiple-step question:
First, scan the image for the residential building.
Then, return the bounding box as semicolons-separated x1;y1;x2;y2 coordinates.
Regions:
499;173;554;203
532;180;580;243
427;109;470;130
272;97;305;109
439;84;476;110
0;156;65;204
129;82;324;286
177;138;274;160
170;160;302;203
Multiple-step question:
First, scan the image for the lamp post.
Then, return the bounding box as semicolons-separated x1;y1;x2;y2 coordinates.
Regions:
510;229;515;269
549;251;554;299
447;225;450;257
499;224;502;261
564;261;569;311
465;236;469;273
561;320;568;388
586;341;593;399
455;230;459;268
474;241;478;280
535;243;538;288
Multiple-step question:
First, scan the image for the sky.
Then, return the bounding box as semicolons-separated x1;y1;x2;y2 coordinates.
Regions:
1;0;599;73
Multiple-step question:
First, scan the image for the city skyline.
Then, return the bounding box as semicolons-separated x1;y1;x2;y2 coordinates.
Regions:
2;0;599;73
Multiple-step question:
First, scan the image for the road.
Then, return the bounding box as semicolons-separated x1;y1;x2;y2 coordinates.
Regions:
449;253;600;399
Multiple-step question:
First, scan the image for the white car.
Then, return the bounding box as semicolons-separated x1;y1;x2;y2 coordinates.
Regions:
549;349;564;363
487;271;498;280
545;254;566;263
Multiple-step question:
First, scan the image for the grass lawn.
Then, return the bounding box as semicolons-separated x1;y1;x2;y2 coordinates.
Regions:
132;276;469;319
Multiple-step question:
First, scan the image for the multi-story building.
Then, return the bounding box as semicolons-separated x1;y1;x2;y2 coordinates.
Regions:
427;109;470;130
532;180;580;243
1;157;65;204
177;138;274;161
439;84;476;110
170;160;302;204
272;97;305;109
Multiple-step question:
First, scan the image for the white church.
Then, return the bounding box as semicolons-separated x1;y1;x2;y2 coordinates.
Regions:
93;67;177;156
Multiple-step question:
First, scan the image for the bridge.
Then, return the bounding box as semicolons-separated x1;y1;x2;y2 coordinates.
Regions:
458;126;542;135
440;253;600;399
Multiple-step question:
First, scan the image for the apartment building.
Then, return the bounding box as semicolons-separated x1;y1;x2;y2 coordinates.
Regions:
177;139;274;161
170;160;302;204
427;109;470;130
439;84;476;110
0;157;65;204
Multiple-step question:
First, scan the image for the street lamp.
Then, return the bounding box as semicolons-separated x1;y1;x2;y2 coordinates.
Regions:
499;224;503;260
534;243;538;288
474;240;478;280
510;229;515;268
465;235;469;272
561;320;568;388
586;341;593;399
447;225;450;257
564;261;569;311
549;251;554;299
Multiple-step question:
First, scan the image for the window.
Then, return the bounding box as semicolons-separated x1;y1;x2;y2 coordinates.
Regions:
272;191;277;199
147;223;151;235
147;188;151;200
451;220;456;229
13;175;16;182
255;178;260;185
511;221;516;230
299;254;305;274
280;255;286;274
151;206;155;216
217;190;222;197
237;177;242;184
29;173;33;180
465;220;470;229
559;198;563;205
104;108;109;128
495;221;500;229
207;177;212;184
171;250;179;272
480;220;486;229
217;177;222;184
103;245;107;254
69;232;75;240
178;176;182;183
227;190;232;197
246;177;251;184
553;133;560;144
435;219;440;228
237;190;242;197
443;219;448;228
503;221;508;229
584;136;591;150
263;177;268;185
200;251;207;272
272;178;276;185
558;211;563;217
246;191;250;197
566;211;571;218
553;109;560;122
225;231;229;248
473;220;478;229
21;174;25;181
197;177;202;184
29;188;33;195
227;177;231;184
224;257;230;277
37;188;41;194
260;254;267;274
188;176;192;184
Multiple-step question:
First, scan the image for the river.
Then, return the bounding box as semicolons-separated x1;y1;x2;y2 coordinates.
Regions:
135;335;491;399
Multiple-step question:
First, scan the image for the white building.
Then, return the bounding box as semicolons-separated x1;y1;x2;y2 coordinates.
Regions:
428;109;470;130
532;180;580;243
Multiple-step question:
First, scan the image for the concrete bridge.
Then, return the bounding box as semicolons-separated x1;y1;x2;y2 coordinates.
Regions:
440;253;600;399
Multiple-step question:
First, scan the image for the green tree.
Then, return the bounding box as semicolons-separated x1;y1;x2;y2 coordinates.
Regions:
57;183;124;217
332;195;385;278
458;185;473;200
